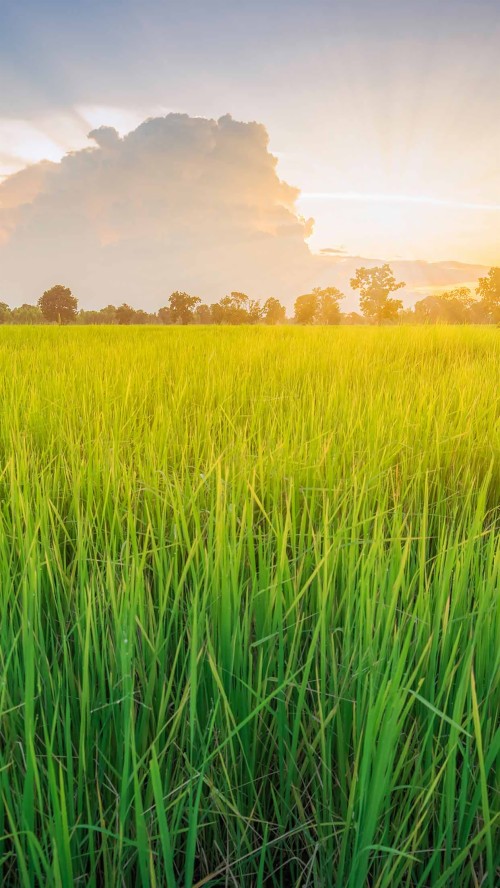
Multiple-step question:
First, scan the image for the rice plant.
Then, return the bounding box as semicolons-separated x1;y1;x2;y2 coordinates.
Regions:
0;325;498;886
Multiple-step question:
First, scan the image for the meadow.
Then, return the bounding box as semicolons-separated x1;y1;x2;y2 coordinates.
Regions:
0;324;498;887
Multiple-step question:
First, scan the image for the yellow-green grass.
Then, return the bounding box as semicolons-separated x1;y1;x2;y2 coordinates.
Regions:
0;325;498;887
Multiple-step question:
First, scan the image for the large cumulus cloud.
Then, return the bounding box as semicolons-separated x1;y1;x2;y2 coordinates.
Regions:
0;112;489;309
0;113;316;307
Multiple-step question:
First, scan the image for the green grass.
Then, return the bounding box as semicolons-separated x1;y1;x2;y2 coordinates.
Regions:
0;325;498;886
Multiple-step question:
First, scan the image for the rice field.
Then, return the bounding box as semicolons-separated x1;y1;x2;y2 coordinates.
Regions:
0;324;498;887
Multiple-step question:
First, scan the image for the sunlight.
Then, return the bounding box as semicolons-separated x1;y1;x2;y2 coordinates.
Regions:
297;190;500;265
0;119;65;168
301;192;500;212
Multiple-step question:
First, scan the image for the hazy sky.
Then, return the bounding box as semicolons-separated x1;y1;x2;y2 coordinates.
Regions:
1;0;499;280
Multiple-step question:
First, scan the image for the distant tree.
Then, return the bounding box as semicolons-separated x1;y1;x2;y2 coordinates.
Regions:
11;303;44;324
468;299;491;324
211;292;260;324
0;302;11;324
397;307;416;324
350;264;405;324
209;301;226;325
441;287;475;323
77;310;100;325
476;267;500;322
116;303;137;325
314;287;344;324
294;287;343;324
443;287;475;310
134;309;152;324
78;304;155;325
229;292;261;324
99;304;118;324
158;306;172;324
38;285;78;324
414;288;475;324
193;303;212;324
414;295;440;324
247;298;263;324
78;304;119;324
294;292;318;324
261;297;286;325
168;291;201;324
341;311;366;325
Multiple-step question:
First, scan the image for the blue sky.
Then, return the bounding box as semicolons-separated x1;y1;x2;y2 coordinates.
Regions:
3;1;499;116
1;0;500;264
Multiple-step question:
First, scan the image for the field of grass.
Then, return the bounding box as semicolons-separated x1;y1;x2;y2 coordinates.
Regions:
0;325;498;887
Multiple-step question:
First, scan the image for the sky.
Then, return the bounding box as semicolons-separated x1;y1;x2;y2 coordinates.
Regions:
0;0;499;306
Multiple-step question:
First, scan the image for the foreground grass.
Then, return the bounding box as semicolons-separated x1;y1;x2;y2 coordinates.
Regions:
0;325;498;886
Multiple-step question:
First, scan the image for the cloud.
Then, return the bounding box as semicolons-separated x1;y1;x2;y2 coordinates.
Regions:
0;161;55;244
0;113;314;307
0;112;490;309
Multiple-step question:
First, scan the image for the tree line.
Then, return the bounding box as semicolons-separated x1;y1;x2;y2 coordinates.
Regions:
1;265;499;326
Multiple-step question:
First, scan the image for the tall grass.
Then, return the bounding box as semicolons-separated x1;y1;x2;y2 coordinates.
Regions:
0;325;498;886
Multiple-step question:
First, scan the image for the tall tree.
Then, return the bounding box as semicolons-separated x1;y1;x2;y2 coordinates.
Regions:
38;285;78;324
350;264;405;324
168;291;201;324
314;287;344;325
294;287;344;324
294;292;318;324
261;297;286;325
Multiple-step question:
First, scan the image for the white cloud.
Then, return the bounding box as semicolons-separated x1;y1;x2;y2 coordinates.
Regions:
0;113;315;306
0;112;489;309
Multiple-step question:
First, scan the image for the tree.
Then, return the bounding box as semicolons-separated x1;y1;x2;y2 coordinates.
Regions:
469;299;491;324
414;295;440;324
10;303;44;324
158;306;172;324
398;307;416;324
193;303;212;324
261;297;286;325
210;292;261;324
442;287;474;310
168;291;201;324
350;264;405;324
440;287;474;323
134;309;155;324
77;305;118;324
314;287;344;324
77;310;101;325
0;302;11;324
294;287;344;324
414;288;476;324
294;292;318;324
476;267;500;322
247;298;263;324
342;311;365;325
38;284;78;324
99;304;118;324
116;303;137;325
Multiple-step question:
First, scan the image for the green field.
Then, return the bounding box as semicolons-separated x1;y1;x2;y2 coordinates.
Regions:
0;325;498;887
